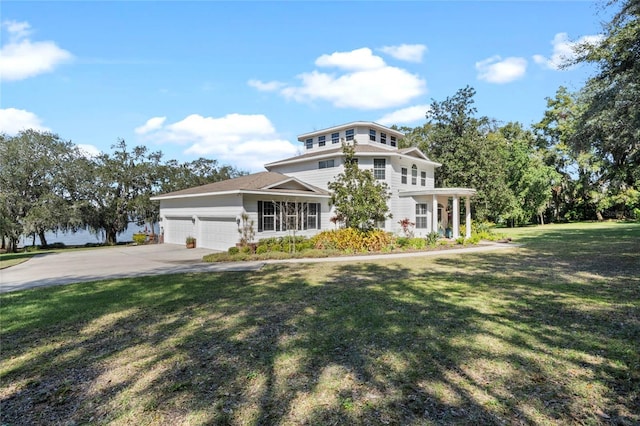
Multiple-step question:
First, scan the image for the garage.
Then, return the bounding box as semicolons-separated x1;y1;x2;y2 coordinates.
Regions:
199;217;238;251
163;216;194;245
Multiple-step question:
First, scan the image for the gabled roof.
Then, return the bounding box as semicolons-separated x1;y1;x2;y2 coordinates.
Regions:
265;144;441;170
151;171;330;200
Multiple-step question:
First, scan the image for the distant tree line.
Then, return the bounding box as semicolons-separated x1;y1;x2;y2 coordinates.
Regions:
0;131;244;252
397;0;639;226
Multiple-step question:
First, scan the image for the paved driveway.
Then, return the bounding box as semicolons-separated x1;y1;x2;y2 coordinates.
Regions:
0;244;264;293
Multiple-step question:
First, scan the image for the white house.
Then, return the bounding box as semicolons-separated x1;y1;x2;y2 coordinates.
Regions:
152;122;476;250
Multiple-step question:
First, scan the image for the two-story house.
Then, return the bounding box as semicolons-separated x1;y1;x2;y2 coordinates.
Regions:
152;122;476;250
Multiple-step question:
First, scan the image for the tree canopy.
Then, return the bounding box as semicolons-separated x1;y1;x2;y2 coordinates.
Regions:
328;141;392;232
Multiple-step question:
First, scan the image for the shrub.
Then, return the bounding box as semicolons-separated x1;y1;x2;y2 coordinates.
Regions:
396;237;410;248
255;245;268;255
407;237;426;250
132;233;147;245
228;246;239;255
312;228;393;252
425;232;439;246
455;237;466;245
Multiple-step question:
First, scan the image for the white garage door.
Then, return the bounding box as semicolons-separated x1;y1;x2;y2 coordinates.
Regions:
200;217;237;251
164;217;194;245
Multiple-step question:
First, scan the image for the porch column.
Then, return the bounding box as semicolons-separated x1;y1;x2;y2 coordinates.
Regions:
465;196;472;239
452;195;460;238
432;194;438;233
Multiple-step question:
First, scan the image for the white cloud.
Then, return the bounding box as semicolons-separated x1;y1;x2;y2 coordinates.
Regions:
379;44;427;63
135;116;167;134
249;47;426;110
0;108;50;134
475;56;527;84
247;79;285;92
0;20;73;81
315;47;385;71
533;32;604;70
135;113;298;172
77;144;101;158
377;104;431;126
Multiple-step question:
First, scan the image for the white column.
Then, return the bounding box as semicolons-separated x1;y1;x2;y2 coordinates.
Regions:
432;194;438;233
452;195;459;238
465;197;472;239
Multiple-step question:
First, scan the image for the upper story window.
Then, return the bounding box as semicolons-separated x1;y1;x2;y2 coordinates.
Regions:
401;167;408;184
318;135;326;147
346;129;354;141
369;129;376;142
421;171;426;186
373;159;386;180
305;138;313;149
331;132;340;144
411;165;418;185
390;136;397;147
319;159;335;169
380;132;387;144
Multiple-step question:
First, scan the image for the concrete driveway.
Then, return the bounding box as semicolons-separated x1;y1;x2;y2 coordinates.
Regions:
0;244;264;293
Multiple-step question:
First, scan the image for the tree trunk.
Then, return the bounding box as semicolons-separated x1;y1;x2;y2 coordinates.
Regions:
539;213;545;225
38;230;48;247
596;211;604;221
106;229;118;245
9;237;19;253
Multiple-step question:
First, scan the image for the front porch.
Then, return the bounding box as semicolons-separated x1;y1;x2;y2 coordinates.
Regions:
400;188;477;239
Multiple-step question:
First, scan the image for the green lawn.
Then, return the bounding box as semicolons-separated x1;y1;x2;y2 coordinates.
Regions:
1;222;638;425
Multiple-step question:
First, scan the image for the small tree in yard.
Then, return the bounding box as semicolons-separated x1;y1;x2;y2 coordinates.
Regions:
328;141;392;232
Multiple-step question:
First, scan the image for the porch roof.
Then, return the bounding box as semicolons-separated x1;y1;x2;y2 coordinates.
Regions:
399;188;477;197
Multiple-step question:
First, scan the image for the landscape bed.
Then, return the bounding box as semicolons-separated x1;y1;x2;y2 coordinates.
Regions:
1;222;638;425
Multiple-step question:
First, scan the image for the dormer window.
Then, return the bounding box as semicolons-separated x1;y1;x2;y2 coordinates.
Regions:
346;129;354;141
305;138;313;149
411;165;418;185
369;129;376;141
318;135;326;147
331;132;339;144
390;136;397;147
381;132;387;144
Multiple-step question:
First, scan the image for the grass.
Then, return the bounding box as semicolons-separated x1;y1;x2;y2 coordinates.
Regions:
1;221;638;425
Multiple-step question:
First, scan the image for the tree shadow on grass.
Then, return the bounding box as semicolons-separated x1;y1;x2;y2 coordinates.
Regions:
1;252;638;424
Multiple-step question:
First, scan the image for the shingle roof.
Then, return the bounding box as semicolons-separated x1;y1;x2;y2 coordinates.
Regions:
265;144;398;169
152;171;329;200
265;144;440;169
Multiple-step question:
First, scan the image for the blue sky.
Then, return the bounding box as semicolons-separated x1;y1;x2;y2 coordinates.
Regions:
1;1;608;172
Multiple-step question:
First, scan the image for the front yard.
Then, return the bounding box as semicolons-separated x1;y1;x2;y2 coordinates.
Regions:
1;222;638;424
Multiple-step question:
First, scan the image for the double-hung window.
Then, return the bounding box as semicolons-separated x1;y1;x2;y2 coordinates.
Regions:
346;129;354;141
380;132;387;144
390;136;397;147
319;159;335;169
373;159;386;180
305;138;313;149
331;132;339;144
318;135;326;147
369;129;376;141
416;203;428;229
411;165;418;185
421;171;426;186
401;167;408;184
258;201;322;232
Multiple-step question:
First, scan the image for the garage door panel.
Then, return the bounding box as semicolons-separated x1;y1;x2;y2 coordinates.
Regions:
165;217;194;245
200;217;237;251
